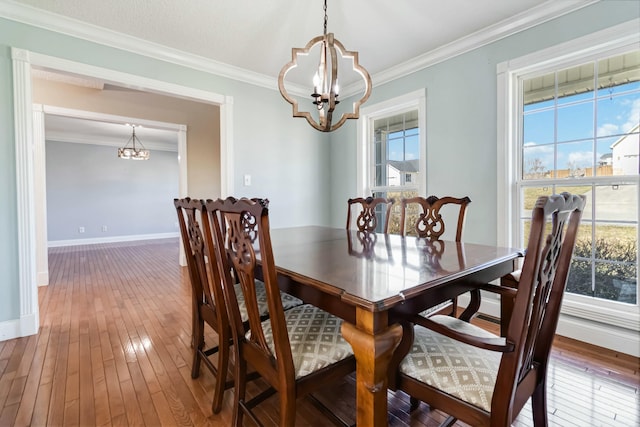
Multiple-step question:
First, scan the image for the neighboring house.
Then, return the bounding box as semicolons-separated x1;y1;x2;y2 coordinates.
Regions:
387;159;419;187
611;124;640;175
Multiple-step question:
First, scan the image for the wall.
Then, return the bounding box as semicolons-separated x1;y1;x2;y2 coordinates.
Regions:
45;140;178;242
329;1;640;246
32;79;220;199
0;17;329;325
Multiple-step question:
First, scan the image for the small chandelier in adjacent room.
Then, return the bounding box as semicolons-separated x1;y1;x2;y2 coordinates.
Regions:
118;124;150;160
278;0;372;132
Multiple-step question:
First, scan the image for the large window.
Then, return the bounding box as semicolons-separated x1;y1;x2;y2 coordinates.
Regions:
498;22;639;330
357;90;426;234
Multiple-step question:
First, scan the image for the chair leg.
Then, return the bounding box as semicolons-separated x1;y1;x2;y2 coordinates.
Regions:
280;389;297;427
531;379;549;427
409;396;420;411
211;336;229;414
191;319;204;379
232;359;247;427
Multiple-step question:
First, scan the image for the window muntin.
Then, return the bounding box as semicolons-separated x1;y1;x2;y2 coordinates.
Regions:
519;51;639;306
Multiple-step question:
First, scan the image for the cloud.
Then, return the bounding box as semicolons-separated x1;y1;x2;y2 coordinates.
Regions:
597;123;619;137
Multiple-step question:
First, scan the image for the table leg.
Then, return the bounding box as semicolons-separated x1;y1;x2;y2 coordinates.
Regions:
341;309;402;427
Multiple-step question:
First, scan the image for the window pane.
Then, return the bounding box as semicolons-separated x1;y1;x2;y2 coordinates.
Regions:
556;140;594;178
593;183;637;223
597;91;640;137
372;110;421;188
597;51;640;100
386;189;419;235
557;101;594;142
523;143;554;179
523;109;554;145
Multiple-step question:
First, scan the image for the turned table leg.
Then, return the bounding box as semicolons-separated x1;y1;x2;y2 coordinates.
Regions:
342;308;402;427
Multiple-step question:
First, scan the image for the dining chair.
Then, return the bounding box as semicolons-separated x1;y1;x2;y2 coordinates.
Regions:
346;196;395;233
174;197;234;414
205;197;356;427
389;192;585;427
400;195;472;317
174;198;302;415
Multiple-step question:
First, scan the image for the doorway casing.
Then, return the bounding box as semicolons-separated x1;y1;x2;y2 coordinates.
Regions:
9;47;233;340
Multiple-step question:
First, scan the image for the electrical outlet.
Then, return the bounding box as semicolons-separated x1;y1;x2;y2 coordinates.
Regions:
78;226;85;233
101;225;108;232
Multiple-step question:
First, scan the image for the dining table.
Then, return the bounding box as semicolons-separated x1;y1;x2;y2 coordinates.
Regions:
266;225;522;427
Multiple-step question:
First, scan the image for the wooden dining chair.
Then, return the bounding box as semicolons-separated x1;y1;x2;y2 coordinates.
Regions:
346;196;395;233
400;195;472;317
389;192;585;427
174;198;302;415
174;197;234;414
205;197;356;427
399;195;471;240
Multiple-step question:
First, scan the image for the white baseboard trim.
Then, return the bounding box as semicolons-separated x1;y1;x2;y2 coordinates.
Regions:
48;232;179;247
0;313;39;342
458;293;640;358
37;270;49;287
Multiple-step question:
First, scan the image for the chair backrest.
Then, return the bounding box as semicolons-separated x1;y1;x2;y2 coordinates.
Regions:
204;197;296;382
346;196;395;233
399;195;471;241
174;198;227;332
493;192;585;420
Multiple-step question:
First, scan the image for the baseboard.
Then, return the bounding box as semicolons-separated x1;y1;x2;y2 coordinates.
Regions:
0;313;39;342
48;232;179;247
37;270;49;286
458;293;640;358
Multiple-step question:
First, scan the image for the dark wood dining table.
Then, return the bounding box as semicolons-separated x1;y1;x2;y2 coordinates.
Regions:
267;226;522;427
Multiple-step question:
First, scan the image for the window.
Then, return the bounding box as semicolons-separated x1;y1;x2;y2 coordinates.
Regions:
357;90;426;233
498;22;639;329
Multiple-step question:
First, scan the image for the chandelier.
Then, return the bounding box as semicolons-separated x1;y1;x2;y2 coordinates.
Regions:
118;124;150;160
278;0;372;132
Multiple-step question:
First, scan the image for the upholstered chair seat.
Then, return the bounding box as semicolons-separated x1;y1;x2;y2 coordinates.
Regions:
237;280;303;322
399;315;502;412
254;304;354;379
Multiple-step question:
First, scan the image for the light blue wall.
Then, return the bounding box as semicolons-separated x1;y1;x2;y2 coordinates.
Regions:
46;141;179;241
329;1;640;245
0;18;329;323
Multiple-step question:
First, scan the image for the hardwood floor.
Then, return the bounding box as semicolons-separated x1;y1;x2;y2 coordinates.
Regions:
0;239;638;426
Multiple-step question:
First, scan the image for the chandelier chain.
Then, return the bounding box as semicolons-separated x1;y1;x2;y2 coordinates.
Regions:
323;0;328;35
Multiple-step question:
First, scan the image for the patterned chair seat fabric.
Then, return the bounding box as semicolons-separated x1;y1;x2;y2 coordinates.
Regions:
249;304;354;379
399;315;503;412
236;279;303;323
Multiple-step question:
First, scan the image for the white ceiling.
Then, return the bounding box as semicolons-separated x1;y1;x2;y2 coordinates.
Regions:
8;0;594;87
4;0;596;144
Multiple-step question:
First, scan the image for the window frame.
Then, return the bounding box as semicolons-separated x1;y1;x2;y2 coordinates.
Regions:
357;89;427;198
497;20;640;331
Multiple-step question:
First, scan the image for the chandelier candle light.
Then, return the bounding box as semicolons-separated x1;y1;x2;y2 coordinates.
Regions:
118;124;150;160
278;0;372;132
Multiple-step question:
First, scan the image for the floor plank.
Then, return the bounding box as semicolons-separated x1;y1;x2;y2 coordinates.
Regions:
0;238;637;426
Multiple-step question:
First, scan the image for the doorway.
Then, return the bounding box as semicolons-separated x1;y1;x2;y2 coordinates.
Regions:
12;47;234;338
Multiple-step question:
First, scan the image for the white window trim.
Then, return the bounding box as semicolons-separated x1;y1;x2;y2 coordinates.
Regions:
357;89;427;197
497;20;640;351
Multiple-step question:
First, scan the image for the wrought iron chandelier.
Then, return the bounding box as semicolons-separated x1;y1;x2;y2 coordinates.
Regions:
278;0;372;132
118;124;150;160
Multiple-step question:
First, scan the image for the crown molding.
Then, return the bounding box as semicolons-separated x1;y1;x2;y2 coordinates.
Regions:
369;0;601;89
1;0;600;97
0;0;277;90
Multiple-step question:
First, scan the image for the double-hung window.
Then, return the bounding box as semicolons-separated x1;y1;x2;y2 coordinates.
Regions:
357;90;426;234
498;22;639;332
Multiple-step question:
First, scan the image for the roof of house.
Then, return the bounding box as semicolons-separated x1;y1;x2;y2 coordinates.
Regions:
387;159;420;173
